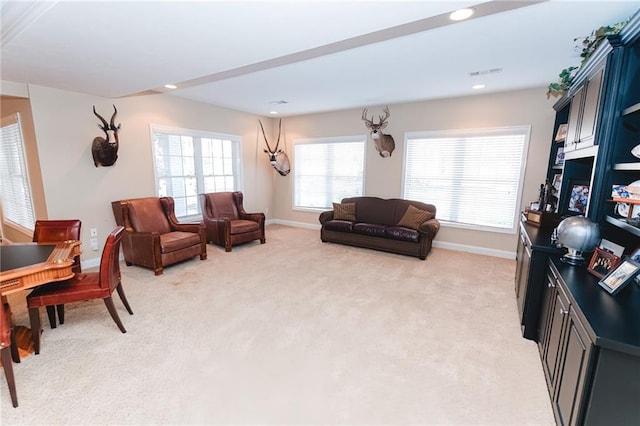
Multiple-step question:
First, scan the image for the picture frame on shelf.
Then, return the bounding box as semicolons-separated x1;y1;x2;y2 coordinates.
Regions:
599;238;625;257
588;247;621;279
598;259;640;296
568;182;589;215
552;173;562;191
555;123;568;142
554;147;565;167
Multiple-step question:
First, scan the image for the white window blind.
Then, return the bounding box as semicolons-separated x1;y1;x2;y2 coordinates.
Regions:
403;127;529;232
294;136;366;210
0;113;36;231
151;125;242;219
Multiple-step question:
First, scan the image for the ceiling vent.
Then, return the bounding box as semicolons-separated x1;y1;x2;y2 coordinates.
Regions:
468;68;503;77
269;100;289;105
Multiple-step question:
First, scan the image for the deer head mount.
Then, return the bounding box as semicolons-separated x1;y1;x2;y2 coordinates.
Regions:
362;106;395;158
92;105;120;167
259;119;290;176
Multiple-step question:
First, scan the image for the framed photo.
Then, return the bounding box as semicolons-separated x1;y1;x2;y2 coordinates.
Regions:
598;259;640;296
555;123;568;142
529;201;540;211
630;247;640;263
554;147;565;167
599;239;625;257
568;183;589;214
552;174;562;191
588;247;621;279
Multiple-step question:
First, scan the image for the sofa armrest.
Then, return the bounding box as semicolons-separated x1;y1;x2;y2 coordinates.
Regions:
319;210;334;224
172;222;205;234
241;212;265;225
418;218;440;239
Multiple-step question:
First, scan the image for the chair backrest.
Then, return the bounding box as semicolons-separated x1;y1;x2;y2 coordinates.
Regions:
98;226;125;291
0;301;10;350
202;192;240;220
33;219;82;272
124;197;172;234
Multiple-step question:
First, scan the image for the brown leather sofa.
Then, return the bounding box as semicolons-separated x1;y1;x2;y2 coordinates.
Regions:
111;197;207;275
199;191;265;252
319;196;440;260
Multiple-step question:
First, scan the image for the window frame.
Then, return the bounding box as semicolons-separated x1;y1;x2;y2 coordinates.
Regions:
292;135;367;212
150;124;244;221
0;112;36;234
402;126;530;234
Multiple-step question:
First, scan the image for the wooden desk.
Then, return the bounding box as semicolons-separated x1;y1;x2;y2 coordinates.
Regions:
0;241;81;295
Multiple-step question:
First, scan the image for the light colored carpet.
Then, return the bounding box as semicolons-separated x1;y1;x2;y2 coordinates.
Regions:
1;225;554;425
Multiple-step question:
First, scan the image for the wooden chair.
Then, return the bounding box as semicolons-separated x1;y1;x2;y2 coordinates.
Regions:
111;197;207;275
26;226;133;355
199;191;265;252
1;301;19;407
32;219;82;328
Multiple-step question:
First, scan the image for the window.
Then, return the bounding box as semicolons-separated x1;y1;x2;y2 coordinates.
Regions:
0;113;36;232
403;126;529;232
294;136;366;210
151;125;243;219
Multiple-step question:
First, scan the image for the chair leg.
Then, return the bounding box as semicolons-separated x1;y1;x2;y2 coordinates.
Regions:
46;306;57;329
56;304;65;325
9;327;20;364
115;284;134;315
103;297;127;333
1;347;18;407
28;307;41;355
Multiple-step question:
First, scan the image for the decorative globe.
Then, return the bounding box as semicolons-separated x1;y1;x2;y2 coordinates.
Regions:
556;216;601;265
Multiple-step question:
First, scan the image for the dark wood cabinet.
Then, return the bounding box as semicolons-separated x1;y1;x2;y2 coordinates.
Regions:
515;221;561;341
538;259;640;425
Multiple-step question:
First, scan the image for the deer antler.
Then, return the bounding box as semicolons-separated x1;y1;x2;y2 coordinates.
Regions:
93;105;109;130
362;108;374;127
109;105;120;129
274;119;282;152
378;106;391;125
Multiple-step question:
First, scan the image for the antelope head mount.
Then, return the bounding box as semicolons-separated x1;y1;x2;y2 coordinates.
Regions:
92;105;120;167
362;106;395;158
259;119;290;176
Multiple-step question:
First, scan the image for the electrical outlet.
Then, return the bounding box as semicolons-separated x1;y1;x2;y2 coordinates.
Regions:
90;237;99;251
90;228;98;237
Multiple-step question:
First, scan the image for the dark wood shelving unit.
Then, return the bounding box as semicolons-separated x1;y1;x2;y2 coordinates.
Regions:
622;101;640;116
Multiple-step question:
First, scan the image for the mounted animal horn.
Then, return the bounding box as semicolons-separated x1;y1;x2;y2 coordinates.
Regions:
92;105;120;167
362;105;395;158
259;119;290;176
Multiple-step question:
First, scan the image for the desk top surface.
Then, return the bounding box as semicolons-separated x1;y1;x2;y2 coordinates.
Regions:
0;244;56;272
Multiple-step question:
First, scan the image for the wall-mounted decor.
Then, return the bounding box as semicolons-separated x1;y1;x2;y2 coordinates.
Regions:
555;123;568;142
259;119;290;176
568;182;589;214
361;106;395;158
92;105;120;167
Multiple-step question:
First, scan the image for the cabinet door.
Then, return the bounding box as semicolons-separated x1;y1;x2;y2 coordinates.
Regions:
542;279;570;396
554;308;593;426
577;66;604;149
565;86;585;152
515;228;531;320
538;267;556;356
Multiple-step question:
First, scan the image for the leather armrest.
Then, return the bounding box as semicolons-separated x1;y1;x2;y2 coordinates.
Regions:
241;212;265;224
418;218;440;238
172;222;205;234
319;210;334;224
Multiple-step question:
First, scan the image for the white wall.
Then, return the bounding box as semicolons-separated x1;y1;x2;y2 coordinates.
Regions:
4;83;555;262
25;85;275;264
273;87;556;254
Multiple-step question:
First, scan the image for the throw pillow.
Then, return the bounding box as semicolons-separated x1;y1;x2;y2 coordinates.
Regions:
333;202;356;221
397;204;434;230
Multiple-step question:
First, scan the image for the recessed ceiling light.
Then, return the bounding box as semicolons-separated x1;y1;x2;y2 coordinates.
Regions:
164;84;177;89
450;8;474;21
472;84;486;90
269;111;279;115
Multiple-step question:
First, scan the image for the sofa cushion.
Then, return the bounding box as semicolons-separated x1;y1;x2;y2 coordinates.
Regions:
353;223;387;237
397;204;435;230
324;220;354;233
230;219;261;235
385;226;421;243
127;198;172;234
333;202;356;221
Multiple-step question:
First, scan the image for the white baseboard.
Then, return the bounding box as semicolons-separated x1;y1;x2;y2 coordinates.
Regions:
433;241;515;259
267;219;515;259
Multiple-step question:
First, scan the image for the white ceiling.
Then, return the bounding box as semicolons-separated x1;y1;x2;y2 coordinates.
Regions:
1;0;639;117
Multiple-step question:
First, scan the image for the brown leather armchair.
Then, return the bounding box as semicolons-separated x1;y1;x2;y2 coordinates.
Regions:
111;197;207;275
199;191;265;252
